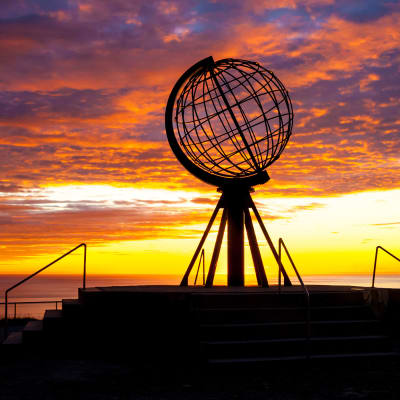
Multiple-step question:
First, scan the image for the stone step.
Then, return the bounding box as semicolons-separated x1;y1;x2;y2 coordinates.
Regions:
199;319;384;340
198;305;374;323
43;309;63;332
2;331;23;345
192;290;366;308
22;321;43;345
62;298;82;319
208;351;400;366
202;335;392;358
1;331;24;358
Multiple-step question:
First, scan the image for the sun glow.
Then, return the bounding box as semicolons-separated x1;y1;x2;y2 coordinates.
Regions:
1;184;399;278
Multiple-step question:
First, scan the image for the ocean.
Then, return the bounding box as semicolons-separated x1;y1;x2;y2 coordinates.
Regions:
1;273;400;319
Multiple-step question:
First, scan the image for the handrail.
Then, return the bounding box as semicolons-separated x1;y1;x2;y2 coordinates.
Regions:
278;238;311;360
0;300;62;319
194;248;205;286
372;245;400;288
4;243;87;339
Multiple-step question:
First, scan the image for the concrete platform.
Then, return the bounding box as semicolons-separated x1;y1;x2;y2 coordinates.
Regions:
3;284;400;365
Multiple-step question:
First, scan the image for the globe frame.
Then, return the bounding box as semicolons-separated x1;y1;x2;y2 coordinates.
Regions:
165;56;294;188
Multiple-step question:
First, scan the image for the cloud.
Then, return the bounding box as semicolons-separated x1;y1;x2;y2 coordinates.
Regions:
0;1;398;194
0;196;210;258
0;88;126;122
0;0;400;260
191;197;219;205
286;202;325;213
370;222;400;226
332;0;395;23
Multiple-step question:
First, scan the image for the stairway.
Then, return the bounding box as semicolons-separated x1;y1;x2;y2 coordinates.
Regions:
2;300;82;354
2;286;399;365
192;289;398;365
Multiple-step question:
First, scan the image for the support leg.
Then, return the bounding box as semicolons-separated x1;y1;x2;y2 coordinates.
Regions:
227;198;245;286
205;209;228;287
194;249;204;286
249;196;292;286
180;195;224;286
244;208;268;287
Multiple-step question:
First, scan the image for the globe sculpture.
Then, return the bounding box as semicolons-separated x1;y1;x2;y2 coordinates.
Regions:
165;56;294;287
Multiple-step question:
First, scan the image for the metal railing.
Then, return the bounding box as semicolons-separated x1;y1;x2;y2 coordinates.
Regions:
278;238;311;359
372;245;400;288
194;249;205;286
3;243;87;338
0;300;62;319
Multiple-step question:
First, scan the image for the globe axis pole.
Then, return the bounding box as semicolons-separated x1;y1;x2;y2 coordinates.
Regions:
224;186;245;286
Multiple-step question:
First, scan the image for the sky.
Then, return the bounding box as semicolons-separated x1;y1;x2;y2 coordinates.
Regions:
0;0;400;281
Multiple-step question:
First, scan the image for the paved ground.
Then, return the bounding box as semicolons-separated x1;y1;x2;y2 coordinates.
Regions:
1;357;400;399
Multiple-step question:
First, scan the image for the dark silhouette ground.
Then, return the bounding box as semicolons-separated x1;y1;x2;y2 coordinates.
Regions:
0;318;36;343
1;358;400;399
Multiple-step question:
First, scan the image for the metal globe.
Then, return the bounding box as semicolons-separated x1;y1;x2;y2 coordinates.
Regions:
166;57;294;187
165;57;296;288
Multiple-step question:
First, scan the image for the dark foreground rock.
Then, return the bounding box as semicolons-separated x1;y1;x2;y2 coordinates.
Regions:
1;357;400;400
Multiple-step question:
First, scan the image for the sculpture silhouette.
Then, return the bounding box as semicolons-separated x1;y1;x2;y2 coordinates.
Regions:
165;56;294;287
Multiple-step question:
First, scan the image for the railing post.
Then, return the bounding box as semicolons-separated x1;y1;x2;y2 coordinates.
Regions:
14;303;17;319
277;238;311;360
202;249;205;286
278;239;282;294
371;245;400;288
372;246;379;288
4;291;8;339
83;243;87;289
